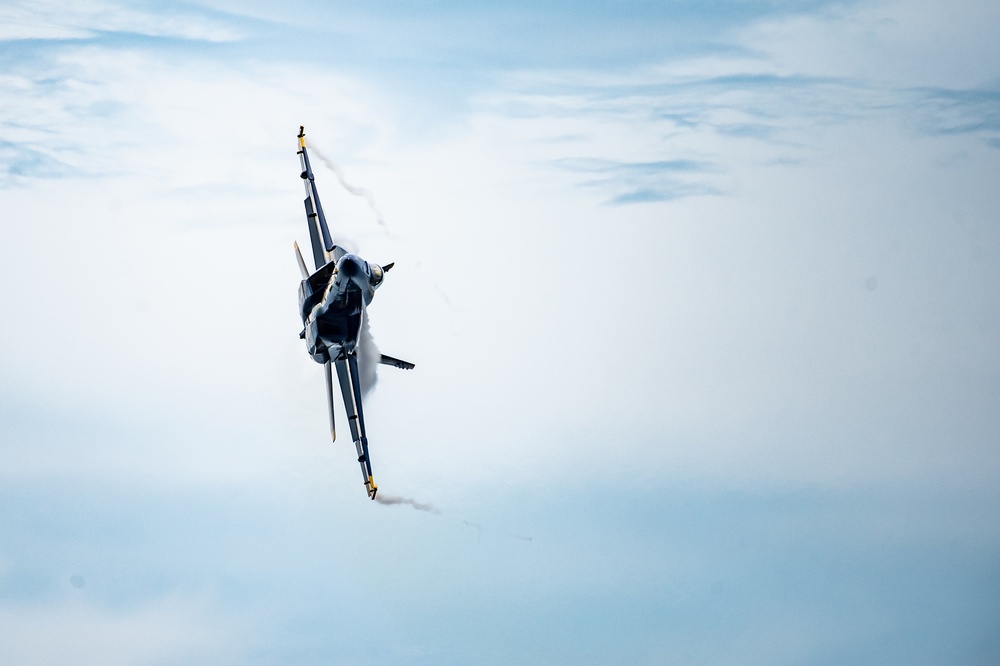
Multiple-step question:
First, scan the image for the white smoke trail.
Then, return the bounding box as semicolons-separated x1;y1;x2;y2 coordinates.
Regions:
375;494;441;514
310;141;454;310
309;145;389;233
356;308;379;397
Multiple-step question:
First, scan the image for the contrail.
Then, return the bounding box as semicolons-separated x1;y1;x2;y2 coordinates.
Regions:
463;520;482;543
311;142;452;310
375;493;441;514
375;494;533;543
309;145;389;233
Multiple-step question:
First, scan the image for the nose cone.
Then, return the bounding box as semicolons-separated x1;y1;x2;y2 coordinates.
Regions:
338;254;365;279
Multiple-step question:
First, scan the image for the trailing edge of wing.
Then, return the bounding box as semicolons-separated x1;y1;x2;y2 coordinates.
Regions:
379;354;415;370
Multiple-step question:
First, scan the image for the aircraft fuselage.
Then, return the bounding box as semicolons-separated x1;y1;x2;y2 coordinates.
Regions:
299;252;381;364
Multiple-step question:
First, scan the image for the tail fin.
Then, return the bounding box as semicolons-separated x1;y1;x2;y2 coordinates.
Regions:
294;242;309;279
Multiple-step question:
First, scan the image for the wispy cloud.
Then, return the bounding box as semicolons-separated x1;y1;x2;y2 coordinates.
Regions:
1;2;999;663
0;0;243;43
472;67;913;207
553;157;720;204
0;139;74;185
910;85;1000;141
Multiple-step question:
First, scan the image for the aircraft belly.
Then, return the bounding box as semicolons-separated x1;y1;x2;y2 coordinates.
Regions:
306;309;361;361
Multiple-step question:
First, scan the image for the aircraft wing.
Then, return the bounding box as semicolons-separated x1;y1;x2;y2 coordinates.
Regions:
297;126;346;270
335;354;378;500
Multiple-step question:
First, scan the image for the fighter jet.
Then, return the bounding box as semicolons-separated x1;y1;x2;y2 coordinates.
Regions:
293;126;413;500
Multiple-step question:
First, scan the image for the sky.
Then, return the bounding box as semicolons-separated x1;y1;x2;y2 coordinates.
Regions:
1;0;999;663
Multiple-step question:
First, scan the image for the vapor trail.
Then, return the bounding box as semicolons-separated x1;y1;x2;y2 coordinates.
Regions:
356;310;379;397
463;520;482;542
375;494;533;543
375;494;441;514
309;145;389;233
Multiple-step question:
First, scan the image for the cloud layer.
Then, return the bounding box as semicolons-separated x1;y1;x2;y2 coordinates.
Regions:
1;1;998;663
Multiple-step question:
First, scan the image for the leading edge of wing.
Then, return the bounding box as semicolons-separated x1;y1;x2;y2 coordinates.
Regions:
297;126;346;268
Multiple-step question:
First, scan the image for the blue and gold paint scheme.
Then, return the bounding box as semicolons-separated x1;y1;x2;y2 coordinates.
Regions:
293;126;413;500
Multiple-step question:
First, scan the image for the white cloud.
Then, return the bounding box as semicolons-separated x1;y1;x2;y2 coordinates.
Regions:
0;48;400;488
0;0;242;43
1;5;998;663
1;0;998;502
736;0;1000;88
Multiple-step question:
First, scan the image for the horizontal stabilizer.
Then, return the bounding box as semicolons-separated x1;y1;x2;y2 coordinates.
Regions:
379;354;415;370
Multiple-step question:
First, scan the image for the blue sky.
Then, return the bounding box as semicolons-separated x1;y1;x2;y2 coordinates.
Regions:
1;1;999;663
